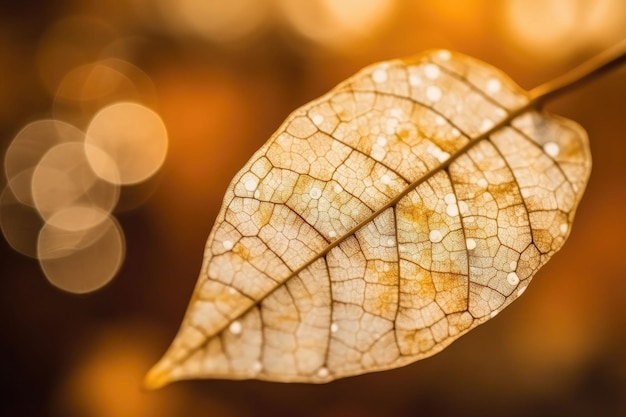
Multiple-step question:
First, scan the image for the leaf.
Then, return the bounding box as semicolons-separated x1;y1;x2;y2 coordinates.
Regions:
146;49;591;387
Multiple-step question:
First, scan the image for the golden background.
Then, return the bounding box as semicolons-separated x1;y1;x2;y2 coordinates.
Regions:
1;1;625;416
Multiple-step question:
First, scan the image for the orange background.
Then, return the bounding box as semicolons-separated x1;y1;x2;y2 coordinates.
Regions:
1;1;626;416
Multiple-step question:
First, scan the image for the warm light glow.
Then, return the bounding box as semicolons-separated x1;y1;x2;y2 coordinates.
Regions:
277;0;397;50
5;120;84;207
56;62;135;102
31;142;120;226
0;184;44;258
38;214;125;293
156;0;268;43
36;15;117;94
57;324;185;417
53;58;158;126
86;102;168;185
504;0;626;59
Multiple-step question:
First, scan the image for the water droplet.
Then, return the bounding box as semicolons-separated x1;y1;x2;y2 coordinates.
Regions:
252;361;262;373
426;85;442;102
244;178;258;192
517;286;527;297
328;230;337;238
490;310;499;318
424;63;440;80
438;50;451;61
480;119;494;131
446;204;459;217
229;321;242;335
559;223;568;234
223;240;234;250
409;74;422;86
486;78;501;94
466;238;476;250
477;178;488;188
544;142;560;157
444;193;456;204
507;272;520;286
435;115;446;126
330;323;339;333
317;367;330;378
380;174;391;185
371;146;386;161
312;114;324;126
429;229;443;243
334;184;343;193
309;187;322;199
372;68;388;83
436;151;450;163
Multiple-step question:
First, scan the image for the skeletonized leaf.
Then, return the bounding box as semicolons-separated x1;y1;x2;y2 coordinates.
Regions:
146;50;591;386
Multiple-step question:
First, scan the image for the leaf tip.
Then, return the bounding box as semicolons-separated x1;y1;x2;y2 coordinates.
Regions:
143;359;173;390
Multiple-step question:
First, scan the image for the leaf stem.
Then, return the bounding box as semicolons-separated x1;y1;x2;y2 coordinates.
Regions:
530;39;626;104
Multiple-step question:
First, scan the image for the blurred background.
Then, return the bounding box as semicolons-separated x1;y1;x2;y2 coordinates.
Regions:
1;0;625;416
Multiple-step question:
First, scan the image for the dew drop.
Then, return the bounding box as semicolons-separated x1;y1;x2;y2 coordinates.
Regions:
517;286;527;297
372;68;388;83
334;184;343;193
466;238;477;250
490;310;500;318
510;261;518;270
229;321;242;335
559;223;568;234
252;361;263;373
486;78;501;94
444;193;456;204
328;230;337;238
330;323;339;333
446;204;459;217
435;115;446;126
222;240;234;250
429;229;443;243
244;178;258;192
386;237;395;246
477;178;488;188
390;107;403;119
438;50;451;61
312;114;324;126
380;174;391;185
436;151;450;163
507;272;520;286
458;201;469;214
317;367;330;378
309;187;322;199
376;135;387;146
426;85;442;102
481;119;494;131
544;142;560;157
409;74;422;86
424;63;440;80
371;147;386;161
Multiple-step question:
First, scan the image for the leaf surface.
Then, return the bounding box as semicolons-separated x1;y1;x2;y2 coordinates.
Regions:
146;50;591;386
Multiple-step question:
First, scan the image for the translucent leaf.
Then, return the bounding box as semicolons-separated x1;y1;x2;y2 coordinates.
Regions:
146;50;591;386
